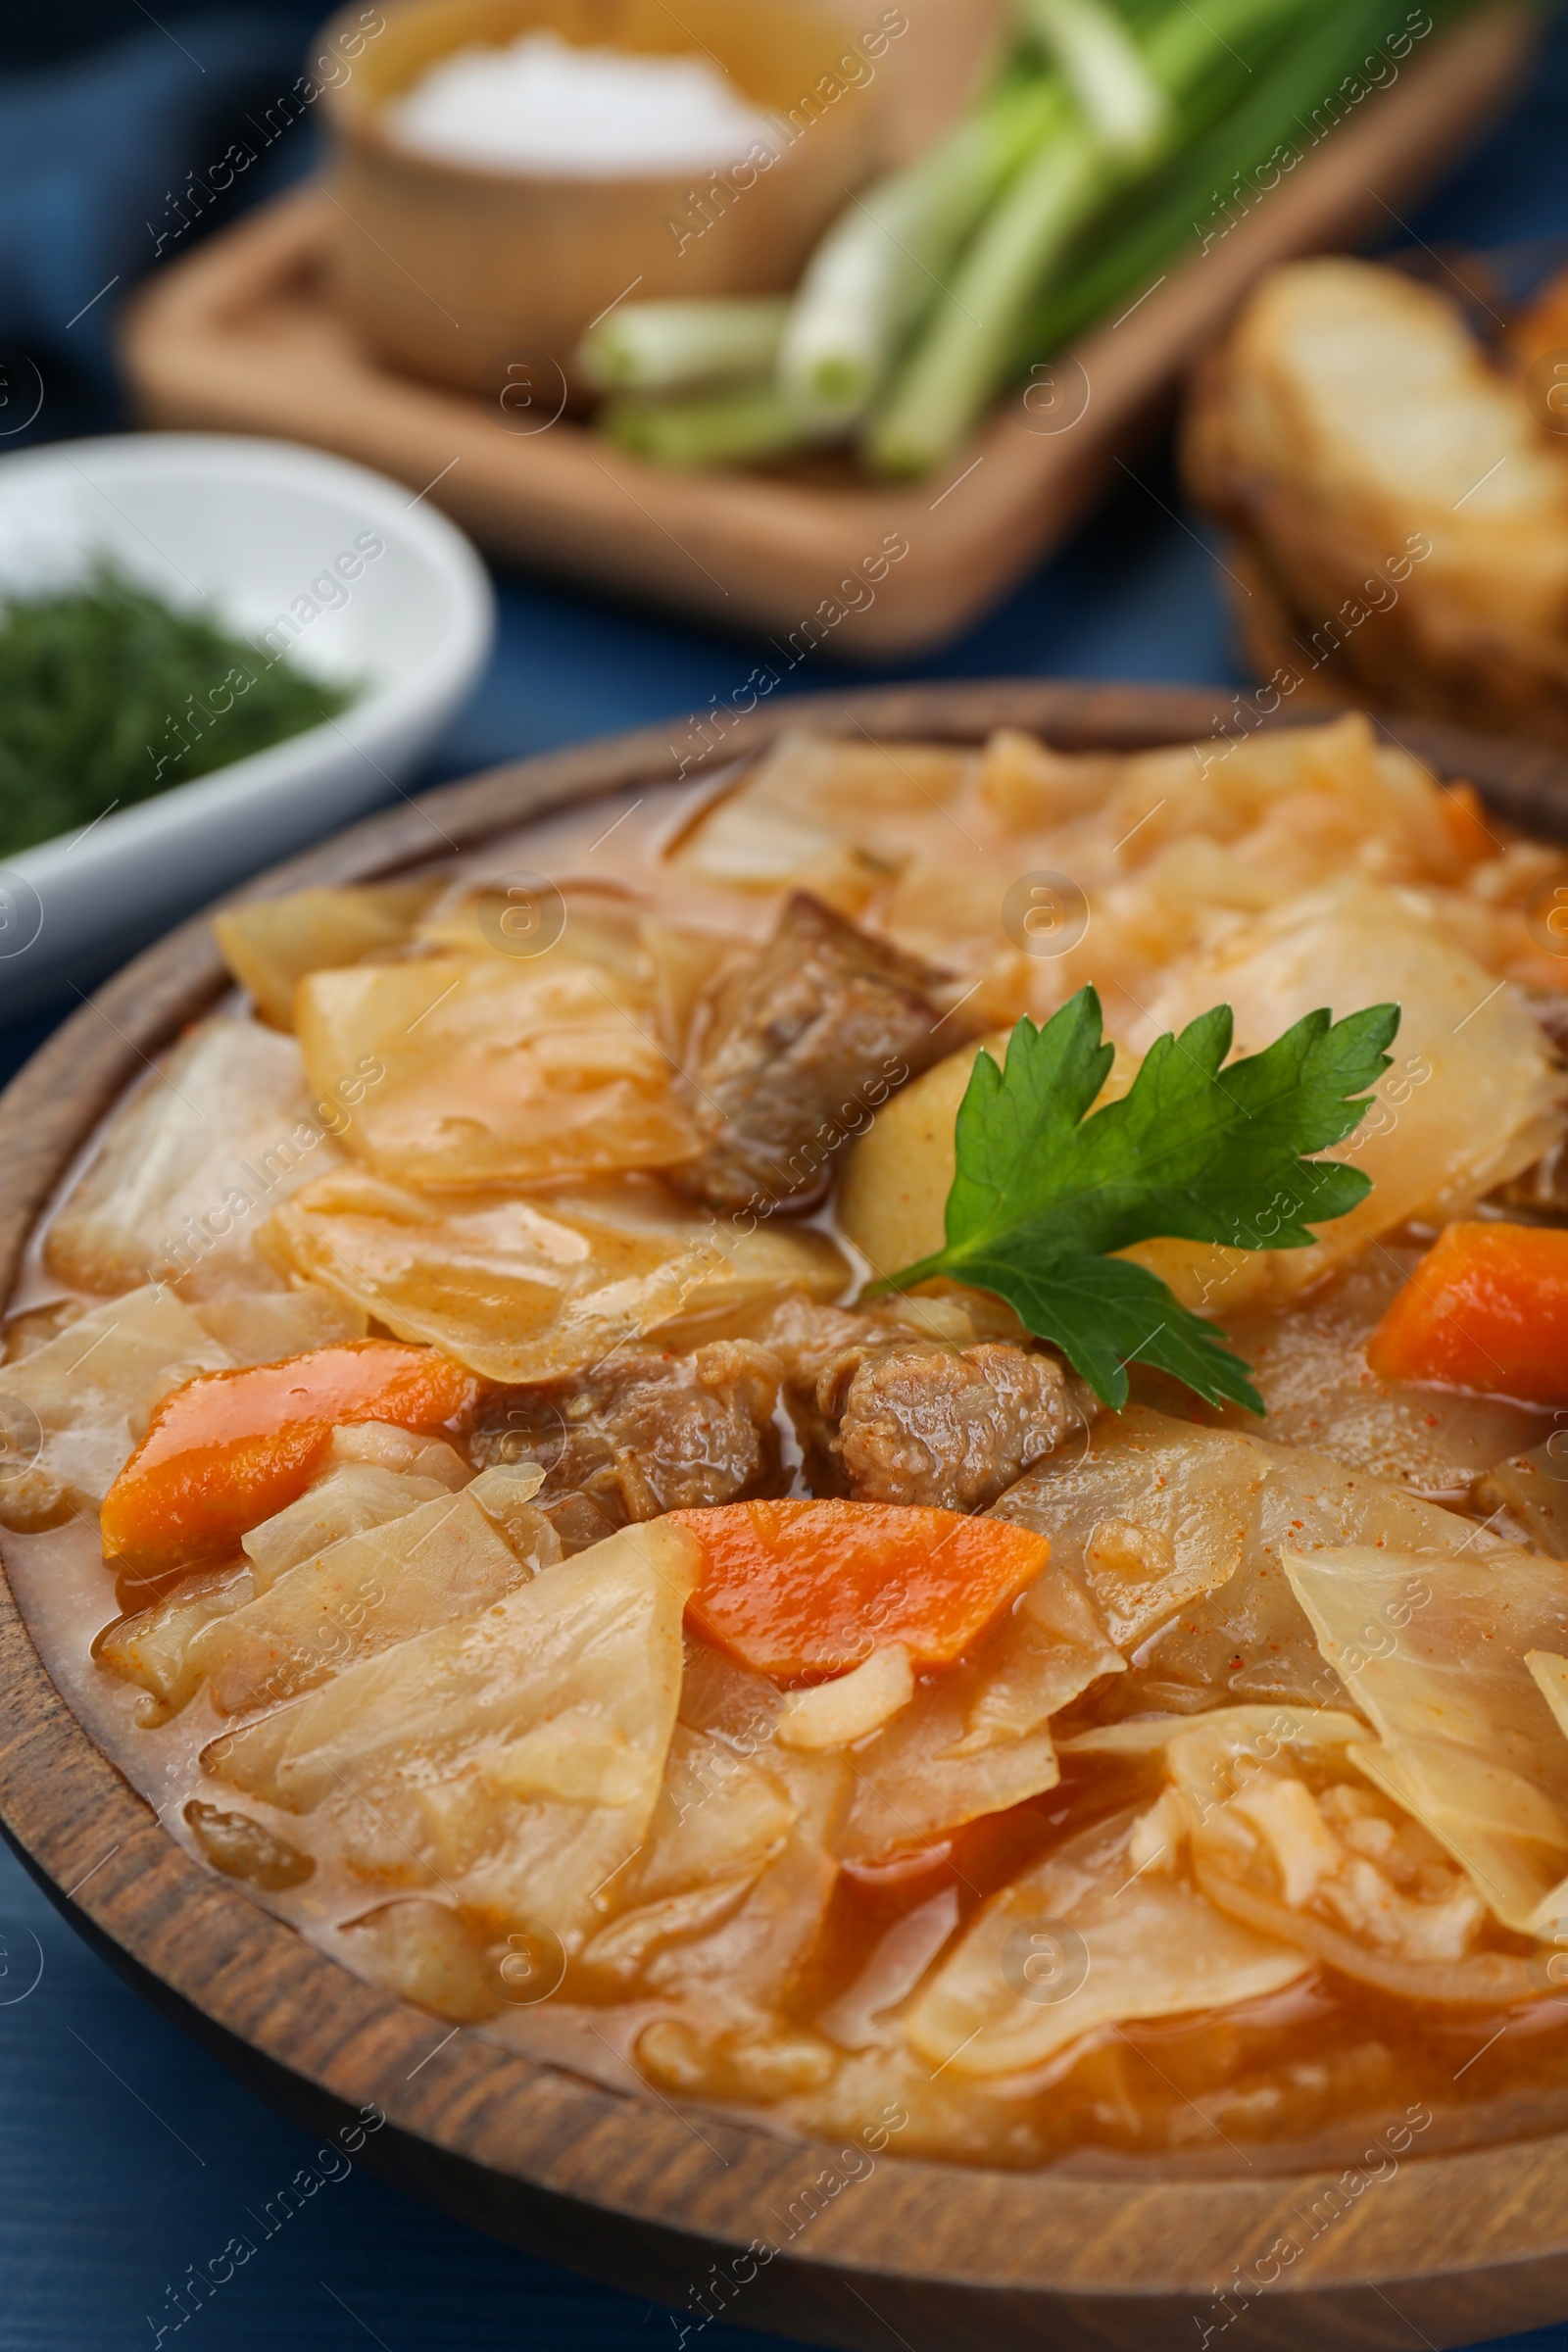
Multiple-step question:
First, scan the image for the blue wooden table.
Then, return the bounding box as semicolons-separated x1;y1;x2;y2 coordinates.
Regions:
3;10;1568;2345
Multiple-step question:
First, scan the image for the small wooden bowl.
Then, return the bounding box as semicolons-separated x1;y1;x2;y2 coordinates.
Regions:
318;0;878;398
9;682;1568;2349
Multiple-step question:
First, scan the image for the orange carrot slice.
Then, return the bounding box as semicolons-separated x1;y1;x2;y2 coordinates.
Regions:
1367;1220;1568;1402
672;1497;1050;1682
100;1341;480;1576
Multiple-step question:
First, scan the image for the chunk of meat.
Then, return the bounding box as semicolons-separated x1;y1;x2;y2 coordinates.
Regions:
751;1292;897;1389
672;894;961;1215
821;1340;1087;1511
469;1342;783;1551
752;1288;1085;1506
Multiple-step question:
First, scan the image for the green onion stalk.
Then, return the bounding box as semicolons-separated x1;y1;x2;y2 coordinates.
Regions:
1013;0;1484;362
597;379;824;470
775;68;1071;429
575;297;791;396
588;0;1488;477
1023;0;1171;159
864;0;1316;475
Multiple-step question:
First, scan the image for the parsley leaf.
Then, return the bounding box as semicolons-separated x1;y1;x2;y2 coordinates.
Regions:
867;986;1398;1412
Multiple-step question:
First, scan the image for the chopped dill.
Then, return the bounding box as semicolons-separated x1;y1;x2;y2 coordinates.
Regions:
0;564;355;856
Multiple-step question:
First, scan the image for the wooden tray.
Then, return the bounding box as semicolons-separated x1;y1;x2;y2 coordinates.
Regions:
9;680;1568;2352
119;6;1535;659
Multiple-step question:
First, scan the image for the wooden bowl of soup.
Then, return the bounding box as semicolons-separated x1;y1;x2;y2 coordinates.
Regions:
317;0;884;399
10;682;1568;2350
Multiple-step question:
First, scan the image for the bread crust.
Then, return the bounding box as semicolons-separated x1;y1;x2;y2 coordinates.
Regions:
1182;258;1568;746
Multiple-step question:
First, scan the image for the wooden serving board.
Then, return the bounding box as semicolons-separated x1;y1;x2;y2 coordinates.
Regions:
120;6;1535;658
7;681;1568;2352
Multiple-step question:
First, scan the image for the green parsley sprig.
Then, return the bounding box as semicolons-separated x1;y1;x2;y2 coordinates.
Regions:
865;985;1398;1412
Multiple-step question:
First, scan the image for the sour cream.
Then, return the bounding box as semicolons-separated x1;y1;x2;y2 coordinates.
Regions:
387;29;776;176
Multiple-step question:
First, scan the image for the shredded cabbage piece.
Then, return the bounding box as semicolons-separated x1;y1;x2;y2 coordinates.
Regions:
1285;1544;1568;1934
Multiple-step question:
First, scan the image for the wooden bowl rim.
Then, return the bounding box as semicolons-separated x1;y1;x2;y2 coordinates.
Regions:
7;678;1568;2318
318;0;869;193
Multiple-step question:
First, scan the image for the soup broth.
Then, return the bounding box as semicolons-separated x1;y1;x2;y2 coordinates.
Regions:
10;715;1568;2173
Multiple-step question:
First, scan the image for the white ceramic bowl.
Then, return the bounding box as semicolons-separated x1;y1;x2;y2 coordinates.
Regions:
0;432;495;1015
